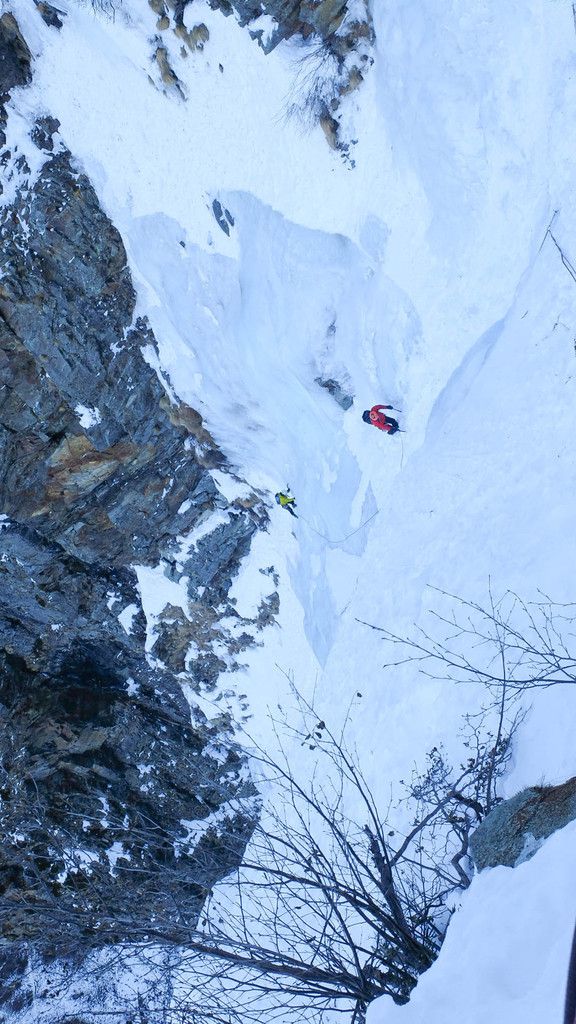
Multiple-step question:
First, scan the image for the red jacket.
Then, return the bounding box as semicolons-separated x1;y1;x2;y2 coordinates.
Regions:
369;404;394;432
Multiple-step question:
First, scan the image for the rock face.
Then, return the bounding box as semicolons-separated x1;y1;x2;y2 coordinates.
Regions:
168;0;372;65
315;375;354;410
0;145;221;566
0;12;31;146
0;13;271;1011
0;611;255;947
0;12;31;94
220;0;346;42
470;776;576;870
34;2;65;30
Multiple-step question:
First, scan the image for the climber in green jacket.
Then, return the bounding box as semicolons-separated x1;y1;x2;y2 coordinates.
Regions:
275;489;298;518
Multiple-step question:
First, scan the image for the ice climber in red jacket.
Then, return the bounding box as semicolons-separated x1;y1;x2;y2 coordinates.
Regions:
362;404;400;435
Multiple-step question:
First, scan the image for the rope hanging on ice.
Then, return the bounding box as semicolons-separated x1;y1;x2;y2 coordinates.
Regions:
297;510;379;545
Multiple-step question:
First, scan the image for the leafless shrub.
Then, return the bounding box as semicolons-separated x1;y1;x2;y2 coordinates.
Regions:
359;585;576;695
2;681;517;1024
77;0;122;19
164;684;519;1024
284;41;346;129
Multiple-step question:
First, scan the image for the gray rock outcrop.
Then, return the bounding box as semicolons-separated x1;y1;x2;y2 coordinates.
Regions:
470;776;576;870
34;2;65;29
0;16;272;1013
315;375;354;410
0;12;31;146
0;143;222;565
171;0;368;53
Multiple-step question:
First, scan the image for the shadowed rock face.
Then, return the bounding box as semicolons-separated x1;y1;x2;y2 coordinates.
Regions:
0;11;31;151
0;12;31;100
0;627;254;948
0;14;264;993
0;145;223;566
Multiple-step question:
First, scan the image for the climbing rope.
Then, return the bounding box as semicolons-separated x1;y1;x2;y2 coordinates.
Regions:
276;407;407;544
297;509;379;545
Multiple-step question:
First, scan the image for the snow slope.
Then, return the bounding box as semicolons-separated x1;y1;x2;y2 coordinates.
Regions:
8;0;576;1019
377;819;576;1024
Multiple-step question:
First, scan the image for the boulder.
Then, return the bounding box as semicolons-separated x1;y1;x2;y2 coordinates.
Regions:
470;776;576;870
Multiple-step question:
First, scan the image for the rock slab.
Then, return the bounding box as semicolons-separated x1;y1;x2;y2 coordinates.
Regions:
470;776;576;870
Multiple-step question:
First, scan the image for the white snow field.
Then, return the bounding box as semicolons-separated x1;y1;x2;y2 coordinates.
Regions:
8;0;576;1019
